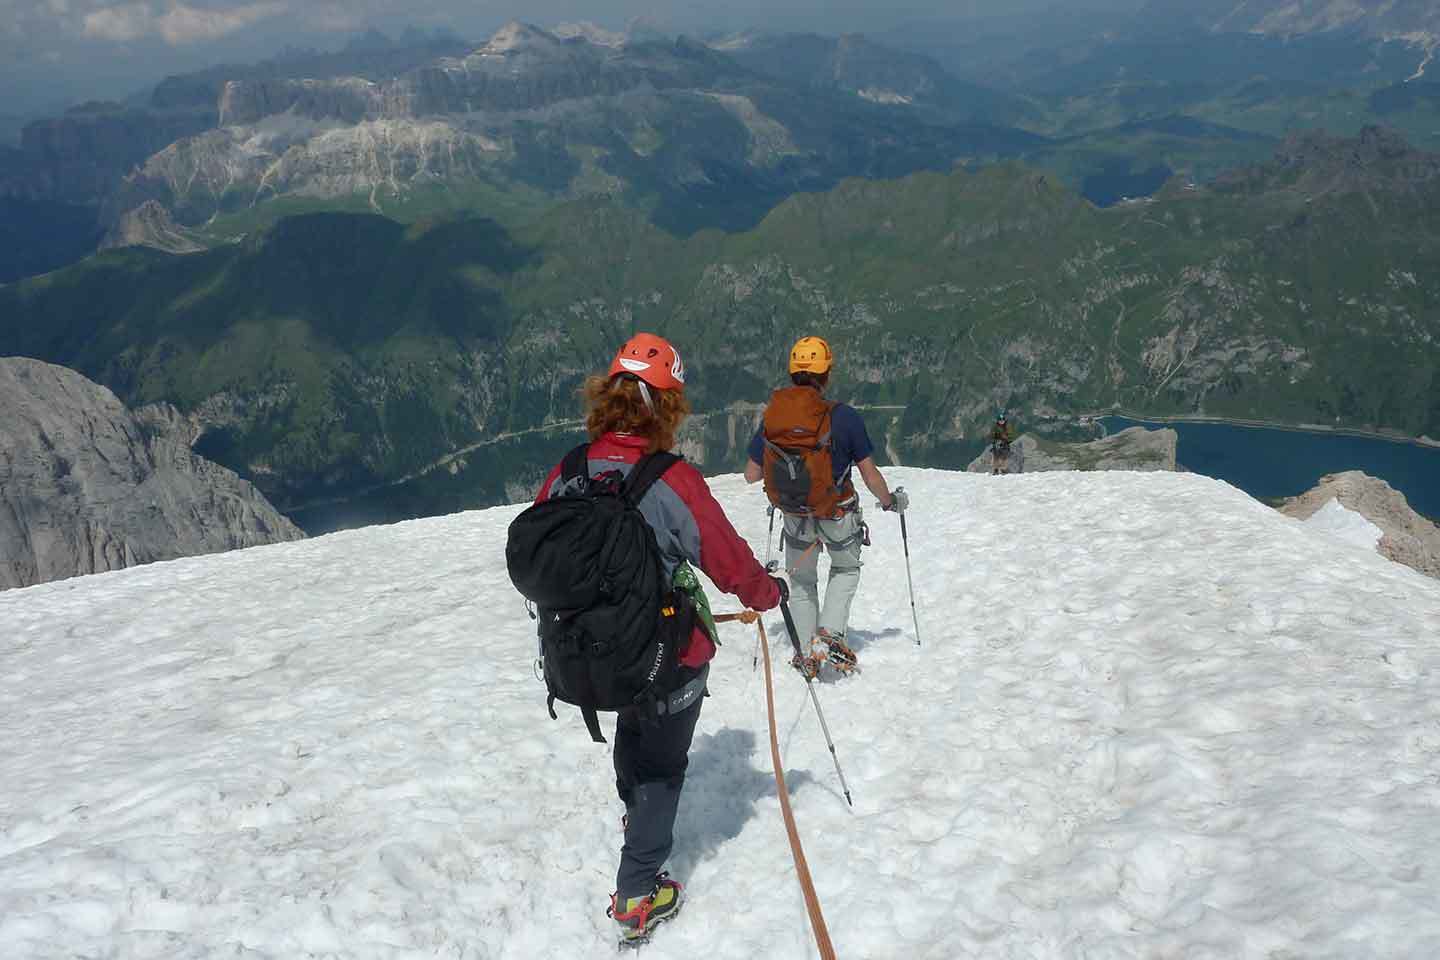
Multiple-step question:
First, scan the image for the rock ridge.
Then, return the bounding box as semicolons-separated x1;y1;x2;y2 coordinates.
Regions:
967;426;1180;474
0;358;303;591
1279;470;1440;580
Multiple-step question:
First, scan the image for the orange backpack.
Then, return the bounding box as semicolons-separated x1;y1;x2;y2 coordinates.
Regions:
760;386;856;518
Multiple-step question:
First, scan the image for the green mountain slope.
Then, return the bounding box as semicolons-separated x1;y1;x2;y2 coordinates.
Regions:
3;128;1436;529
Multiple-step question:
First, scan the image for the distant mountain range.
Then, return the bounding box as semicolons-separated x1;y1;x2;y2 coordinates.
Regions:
1138;0;1440;39
0;22;1057;284
3;127;1436;531
10;11;1440;285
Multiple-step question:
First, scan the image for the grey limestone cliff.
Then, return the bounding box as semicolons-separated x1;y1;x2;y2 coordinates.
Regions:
0;358;303;590
967;426;1180;474
1279;470;1440;580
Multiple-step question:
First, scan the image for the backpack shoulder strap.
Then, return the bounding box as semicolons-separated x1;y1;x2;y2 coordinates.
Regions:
816;401;837;448
621;451;682;505
558;443;592;490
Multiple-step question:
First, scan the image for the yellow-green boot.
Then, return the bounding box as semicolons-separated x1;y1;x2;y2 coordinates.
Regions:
608;872;684;946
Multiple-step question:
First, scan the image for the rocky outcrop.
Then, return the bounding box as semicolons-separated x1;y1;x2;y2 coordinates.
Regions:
101;200;205;253
1214;125;1440;200
553;21;629;47
218;77;382;127
967;426;1180;473
123;120;504;223
1279;470;1440;580
0;358;303;591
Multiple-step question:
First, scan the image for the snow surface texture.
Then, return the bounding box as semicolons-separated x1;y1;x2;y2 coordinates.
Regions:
1303;498;1386;552
2;470;1439;959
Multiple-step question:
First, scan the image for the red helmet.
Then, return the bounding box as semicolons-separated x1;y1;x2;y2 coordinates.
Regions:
608;333;686;391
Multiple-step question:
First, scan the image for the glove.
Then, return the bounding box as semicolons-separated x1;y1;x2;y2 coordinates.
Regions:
769;575;789;604
881;488;909;514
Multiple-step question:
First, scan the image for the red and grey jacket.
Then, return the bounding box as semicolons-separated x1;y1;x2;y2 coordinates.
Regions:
535;432;781;668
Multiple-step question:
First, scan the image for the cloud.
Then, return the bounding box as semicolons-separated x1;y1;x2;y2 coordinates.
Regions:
158;0;286;43
80;3;151;41
80;0;286;45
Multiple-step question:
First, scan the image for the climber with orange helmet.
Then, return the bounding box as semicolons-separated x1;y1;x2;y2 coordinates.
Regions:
744;336;907;676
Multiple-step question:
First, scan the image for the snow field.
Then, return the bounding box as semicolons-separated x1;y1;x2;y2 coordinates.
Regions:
1;468;1438;958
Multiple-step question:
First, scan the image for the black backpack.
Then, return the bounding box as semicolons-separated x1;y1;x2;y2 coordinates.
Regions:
505;444;692;743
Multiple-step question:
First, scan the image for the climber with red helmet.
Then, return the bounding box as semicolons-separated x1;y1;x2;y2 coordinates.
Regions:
525;332;781;946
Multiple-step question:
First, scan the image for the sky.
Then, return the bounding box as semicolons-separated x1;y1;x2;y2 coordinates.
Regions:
1;466;1438;956
0;0;1144;118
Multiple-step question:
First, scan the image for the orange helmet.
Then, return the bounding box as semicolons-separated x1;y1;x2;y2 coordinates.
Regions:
789;336;833;374
608;333;686;391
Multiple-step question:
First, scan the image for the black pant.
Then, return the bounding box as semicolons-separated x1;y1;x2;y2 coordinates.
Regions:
612;667;705;899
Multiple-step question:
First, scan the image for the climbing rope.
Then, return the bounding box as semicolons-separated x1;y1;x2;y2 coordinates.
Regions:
716;611;837;959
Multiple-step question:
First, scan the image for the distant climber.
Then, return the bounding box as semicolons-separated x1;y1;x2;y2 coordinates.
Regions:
745;335;908;677
990;412;1018;475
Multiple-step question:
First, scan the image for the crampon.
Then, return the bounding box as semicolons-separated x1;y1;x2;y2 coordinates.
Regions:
609;872;683;950
791;629;857;678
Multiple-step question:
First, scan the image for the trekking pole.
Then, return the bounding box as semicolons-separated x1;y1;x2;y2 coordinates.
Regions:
898;497;922;647
779;599;854;808
764;504;776;567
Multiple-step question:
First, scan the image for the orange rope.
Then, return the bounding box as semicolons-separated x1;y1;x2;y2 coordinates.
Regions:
789;537;821;573
756;616;837;960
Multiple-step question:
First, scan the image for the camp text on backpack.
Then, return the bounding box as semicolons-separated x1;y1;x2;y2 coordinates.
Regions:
504;444;693;744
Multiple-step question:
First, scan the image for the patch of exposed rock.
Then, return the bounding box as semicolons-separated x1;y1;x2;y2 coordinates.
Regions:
212;23;736;127
0;358;303;591
100;199;206;253
1279;470;1440;580
1214;126;1440;200
967;426;1179;474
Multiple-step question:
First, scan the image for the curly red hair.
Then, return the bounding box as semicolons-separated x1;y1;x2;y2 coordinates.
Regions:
583;375;691;454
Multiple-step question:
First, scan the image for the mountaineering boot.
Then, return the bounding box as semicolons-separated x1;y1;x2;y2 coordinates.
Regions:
609;872;684;947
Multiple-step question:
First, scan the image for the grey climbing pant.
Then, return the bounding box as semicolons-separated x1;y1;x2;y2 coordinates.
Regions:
782;510;864;643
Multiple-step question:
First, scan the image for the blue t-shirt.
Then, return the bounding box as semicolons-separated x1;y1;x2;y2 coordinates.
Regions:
748;401;874;487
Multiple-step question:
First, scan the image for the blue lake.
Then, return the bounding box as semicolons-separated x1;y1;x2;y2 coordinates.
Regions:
1101;416;1440;519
